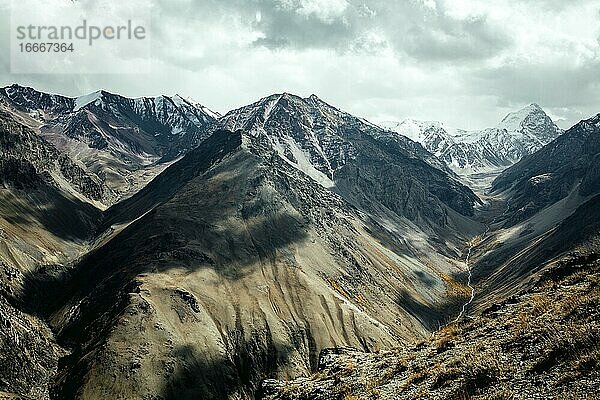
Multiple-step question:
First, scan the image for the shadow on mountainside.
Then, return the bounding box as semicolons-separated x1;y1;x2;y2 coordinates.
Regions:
161;329;297;400
0;185;101;242
20;156;307;343
53;324;299;400
396;289;467;332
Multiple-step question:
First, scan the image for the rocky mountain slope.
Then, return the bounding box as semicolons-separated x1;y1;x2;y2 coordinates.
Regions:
0;85;219;205
220;93;479;224
0;101;113;206
0;90;484;400
260;111;600;400
381;104;562;176
492;113;600;225
0;106;102;400
467;113;600;309
37;86;484;397
42;129;453;399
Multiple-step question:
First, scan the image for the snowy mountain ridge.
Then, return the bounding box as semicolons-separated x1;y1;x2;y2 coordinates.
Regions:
0;84;220;204
380;103;563;175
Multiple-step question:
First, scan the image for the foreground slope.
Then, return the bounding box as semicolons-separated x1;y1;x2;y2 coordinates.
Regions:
262;246;600;400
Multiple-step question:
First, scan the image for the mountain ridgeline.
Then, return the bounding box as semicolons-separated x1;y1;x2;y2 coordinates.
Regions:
0;84;219;206
381;103;562;175
0;85;598;400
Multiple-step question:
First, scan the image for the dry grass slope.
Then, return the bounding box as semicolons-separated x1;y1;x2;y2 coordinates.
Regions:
261;247;600;400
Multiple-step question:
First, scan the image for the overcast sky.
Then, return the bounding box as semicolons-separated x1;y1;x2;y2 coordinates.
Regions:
1;0;599;129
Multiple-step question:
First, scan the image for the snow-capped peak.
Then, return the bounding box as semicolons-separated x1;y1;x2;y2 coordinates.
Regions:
381;104;562;176
380;119;449;143
497;103;547;133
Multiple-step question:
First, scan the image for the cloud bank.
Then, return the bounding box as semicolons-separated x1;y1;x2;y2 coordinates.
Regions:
1;0;599;129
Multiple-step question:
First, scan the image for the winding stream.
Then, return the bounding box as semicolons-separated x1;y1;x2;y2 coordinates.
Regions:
452;244;475;323
450;202;509;324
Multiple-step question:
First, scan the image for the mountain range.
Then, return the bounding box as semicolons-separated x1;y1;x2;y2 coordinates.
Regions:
0;84;219;207
0;84;598;400
380;103;563;177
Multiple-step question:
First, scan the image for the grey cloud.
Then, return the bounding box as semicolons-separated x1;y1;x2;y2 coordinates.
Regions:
400;15;512;61
468;59;600;127
149;0;513;62
517;0;588;11
1;0;599;132
252;5;354;50
254;0;512;61
471;61;600;107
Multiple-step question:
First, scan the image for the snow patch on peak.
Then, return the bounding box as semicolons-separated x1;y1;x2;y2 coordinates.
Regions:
272;137;335;189
380;119;458;143
74;91;103;111
168;94;221;120
263;95;283;123
380;119;429;142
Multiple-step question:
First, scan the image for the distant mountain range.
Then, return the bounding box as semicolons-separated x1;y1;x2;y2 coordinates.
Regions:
380;103;562;175
0;85;598;400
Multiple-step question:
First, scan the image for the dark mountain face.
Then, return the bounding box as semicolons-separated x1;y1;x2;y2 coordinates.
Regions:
221;93;480;226
221;93;452;176
61;91;218;161
0;84;74;116
492;114;600;225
